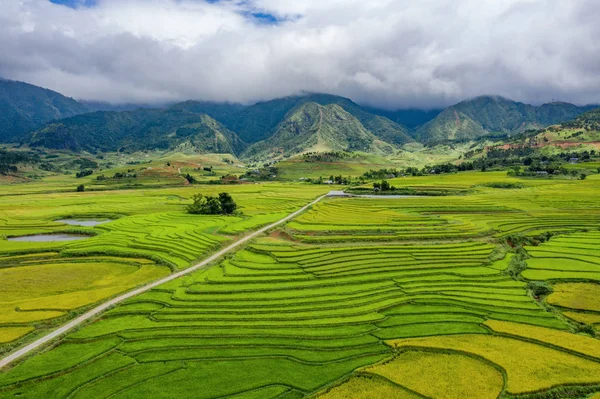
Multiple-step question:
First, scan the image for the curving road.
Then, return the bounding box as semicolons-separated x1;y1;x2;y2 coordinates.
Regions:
0;194;326;370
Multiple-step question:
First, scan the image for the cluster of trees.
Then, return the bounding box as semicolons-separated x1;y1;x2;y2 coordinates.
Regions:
303;175;354;185
240;166;279;181
183;173;197;184
75;169;93;178
328;175;352;184
373;180;396;191
361;168;401;179
301;151;353;162
0;149;39;175
361;162;478;179
488;148;596;164
463;147;599;174
507;166;587;180
356;147;599;183
96;170;137;180
187;193;237;215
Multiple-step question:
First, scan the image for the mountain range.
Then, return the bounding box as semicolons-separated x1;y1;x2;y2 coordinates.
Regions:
1;79;597;158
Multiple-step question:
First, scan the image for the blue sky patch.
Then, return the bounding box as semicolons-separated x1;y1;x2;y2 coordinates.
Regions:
50;0;97;8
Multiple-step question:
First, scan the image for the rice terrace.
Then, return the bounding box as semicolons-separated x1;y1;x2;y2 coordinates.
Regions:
1;160;600;398
2;1;600;397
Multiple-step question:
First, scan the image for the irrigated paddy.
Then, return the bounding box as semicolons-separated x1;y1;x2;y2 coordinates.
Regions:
7;234;90;242
1;173;600;398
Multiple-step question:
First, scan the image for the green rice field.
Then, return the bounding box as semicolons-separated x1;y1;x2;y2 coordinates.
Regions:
1;168;600;398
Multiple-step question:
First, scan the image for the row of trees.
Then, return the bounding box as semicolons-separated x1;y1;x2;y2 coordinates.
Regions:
301;151;353;162
75;169;93;178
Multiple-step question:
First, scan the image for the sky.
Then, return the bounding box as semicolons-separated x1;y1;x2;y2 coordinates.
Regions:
1;0;599;109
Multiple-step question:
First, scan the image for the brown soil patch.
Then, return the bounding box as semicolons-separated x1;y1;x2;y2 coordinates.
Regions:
269;230;296;242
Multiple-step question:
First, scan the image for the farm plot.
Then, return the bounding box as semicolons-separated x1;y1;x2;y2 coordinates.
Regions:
387;334;600;395
0;238;566;397
0;183;328;352
2;178;600;398
289;189;600;242
523;231;600;281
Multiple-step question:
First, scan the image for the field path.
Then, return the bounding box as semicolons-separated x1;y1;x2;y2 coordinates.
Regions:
0;194;326;370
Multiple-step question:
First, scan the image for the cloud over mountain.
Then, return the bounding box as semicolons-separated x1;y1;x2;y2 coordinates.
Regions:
1;0;599;108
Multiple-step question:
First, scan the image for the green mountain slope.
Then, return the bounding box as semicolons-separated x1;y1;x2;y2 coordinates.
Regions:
416;96;594;144
29;108;246;154
0;79;89;142
168;100;245;125
363;107;442;130
243;102;395;159
562;107;600;131
229;93;413;145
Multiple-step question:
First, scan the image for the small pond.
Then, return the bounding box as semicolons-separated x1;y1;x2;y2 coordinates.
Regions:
55;219;113;227
7;234;91;242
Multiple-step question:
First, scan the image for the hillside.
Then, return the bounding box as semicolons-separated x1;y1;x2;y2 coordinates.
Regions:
522;107;600;150
364;107;442;130
416;96;595;144
228;93;413;145
562;107;600;131
29;108;246;154
243;102;395;159
0;79;89;143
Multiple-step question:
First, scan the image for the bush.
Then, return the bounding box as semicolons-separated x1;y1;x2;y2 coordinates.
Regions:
187;193;237;215
527;281;553;298
505;253;527;278
76;184;85;192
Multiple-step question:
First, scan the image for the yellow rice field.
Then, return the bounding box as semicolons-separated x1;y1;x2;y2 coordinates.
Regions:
364;350;503;399
387;334;600;394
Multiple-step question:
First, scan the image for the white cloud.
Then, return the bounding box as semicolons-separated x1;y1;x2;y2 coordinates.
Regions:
0;0;598;108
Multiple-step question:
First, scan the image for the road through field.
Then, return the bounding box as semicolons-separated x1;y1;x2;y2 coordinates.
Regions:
0;194;326;370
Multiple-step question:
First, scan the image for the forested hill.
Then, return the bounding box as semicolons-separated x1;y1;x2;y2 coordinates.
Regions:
3;79;598;157
189;93;414;146
243;102;396;159
29;108;247;155
0;79;89;142
415;96;596;144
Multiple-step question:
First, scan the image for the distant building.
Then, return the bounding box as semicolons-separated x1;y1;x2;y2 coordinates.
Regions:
536;171;549;176
323;180;334;184
569;158;579;164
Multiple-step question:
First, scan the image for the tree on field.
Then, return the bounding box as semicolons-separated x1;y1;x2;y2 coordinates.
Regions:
218;192;237;214
76;184;85;192
183;173;196;184
580;173;587;180
187;193;237;215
